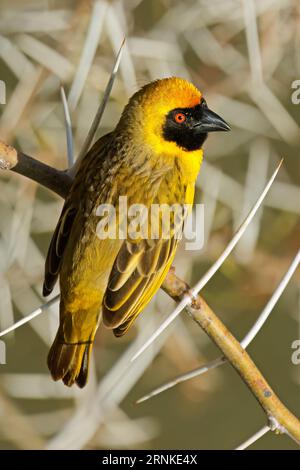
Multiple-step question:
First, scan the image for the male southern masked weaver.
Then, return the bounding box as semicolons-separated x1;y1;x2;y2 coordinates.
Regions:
43;77;230;387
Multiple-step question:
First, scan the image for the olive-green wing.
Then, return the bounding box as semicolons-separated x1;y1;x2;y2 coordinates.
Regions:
43;203;77;296
43;132;113;297
102;235;179;337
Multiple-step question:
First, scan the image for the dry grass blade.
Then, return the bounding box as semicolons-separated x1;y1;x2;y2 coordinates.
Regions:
136;248;300;403
0;34;35;78
0;10;70;34
0;295;59;338
70;38;125;175
0;66;42;138
60;86;74;167
131;159;283;363
235;425;270;450
0;274;14;333
16;34;74;82
68;0;108;110
243;0;263;85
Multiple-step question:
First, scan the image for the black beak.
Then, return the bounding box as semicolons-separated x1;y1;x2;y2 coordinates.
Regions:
194;107;231;133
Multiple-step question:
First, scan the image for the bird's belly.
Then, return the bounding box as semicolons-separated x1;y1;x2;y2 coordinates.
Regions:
60;236;122;313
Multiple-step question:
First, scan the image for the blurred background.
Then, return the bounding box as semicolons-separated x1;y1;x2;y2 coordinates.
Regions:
0;0;300;450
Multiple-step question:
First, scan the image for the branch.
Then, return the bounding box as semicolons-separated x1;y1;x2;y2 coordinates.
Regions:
1;140;300;445
0;140;72;198
162;268;300;444
137;249;300;402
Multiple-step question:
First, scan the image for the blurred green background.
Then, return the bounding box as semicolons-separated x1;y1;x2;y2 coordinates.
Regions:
0;0;300;450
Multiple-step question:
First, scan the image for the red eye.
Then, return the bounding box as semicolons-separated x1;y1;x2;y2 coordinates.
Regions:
174;112;186;124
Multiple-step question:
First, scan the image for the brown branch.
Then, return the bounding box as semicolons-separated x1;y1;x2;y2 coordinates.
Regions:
162;268;300;444
0;140;72;198
1;139;300;444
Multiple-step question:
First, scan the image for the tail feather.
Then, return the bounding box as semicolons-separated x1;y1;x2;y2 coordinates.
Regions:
76;343;93;388
47;332;93;388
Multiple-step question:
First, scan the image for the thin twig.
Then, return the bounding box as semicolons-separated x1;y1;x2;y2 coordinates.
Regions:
67;0;108;111
70;38;125;176
131;159;283;363
0;295;59;338
60;86;74;167
0;140;72;198
235;425;270;450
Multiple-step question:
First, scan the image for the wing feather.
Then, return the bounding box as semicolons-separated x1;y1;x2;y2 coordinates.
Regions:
102;233;180;336
43;204;77;296
43;132;114;297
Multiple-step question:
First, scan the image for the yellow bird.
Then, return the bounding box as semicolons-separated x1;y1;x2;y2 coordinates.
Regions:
43;77;230;387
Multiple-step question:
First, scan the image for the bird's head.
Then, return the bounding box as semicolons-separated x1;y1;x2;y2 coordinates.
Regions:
119;77;230;156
